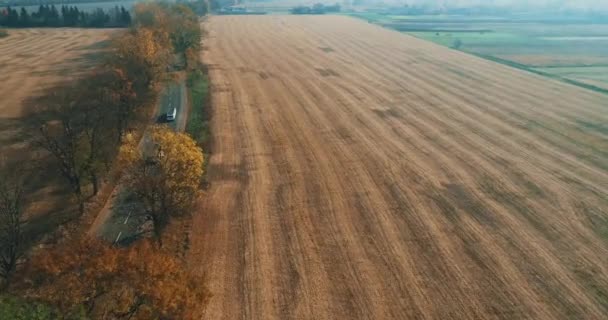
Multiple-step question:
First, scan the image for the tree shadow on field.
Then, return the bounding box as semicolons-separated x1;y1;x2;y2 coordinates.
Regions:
2;82;82;249
72;39;113;51
65;50;110;67
204;163;248;184
0;118;28;148
32;39;113;77
30;53;102;78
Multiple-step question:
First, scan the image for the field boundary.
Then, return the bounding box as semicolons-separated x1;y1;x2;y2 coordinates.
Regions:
470;53;608;95
347;14;608;96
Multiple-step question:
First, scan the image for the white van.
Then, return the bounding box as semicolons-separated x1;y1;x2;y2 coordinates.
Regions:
166;108;177;122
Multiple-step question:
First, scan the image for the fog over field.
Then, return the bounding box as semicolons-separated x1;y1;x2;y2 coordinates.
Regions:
381;0;608;12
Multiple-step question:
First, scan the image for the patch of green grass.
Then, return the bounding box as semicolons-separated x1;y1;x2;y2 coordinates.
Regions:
186;69;210;147
0;30;7;38
0;295;84;320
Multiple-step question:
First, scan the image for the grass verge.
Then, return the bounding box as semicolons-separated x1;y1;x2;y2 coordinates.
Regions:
0;29;7;38
0;294;71;319
186;69;210;146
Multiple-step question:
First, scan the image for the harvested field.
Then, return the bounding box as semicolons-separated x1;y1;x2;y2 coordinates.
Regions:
0;28;115;220
189;15;608;319
0;28;115;118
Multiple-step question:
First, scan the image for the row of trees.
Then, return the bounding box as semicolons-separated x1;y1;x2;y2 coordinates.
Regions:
176;0;250;16
290;3;341;15
1;3;206;318
30;2;202;218
0;5;131;28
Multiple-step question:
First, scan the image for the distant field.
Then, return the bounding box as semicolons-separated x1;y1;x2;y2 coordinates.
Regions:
0;28;115;221
351;13;608;92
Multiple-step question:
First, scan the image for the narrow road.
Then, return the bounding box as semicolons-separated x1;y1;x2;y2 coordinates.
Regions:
88;78;189;240
159;80;189;132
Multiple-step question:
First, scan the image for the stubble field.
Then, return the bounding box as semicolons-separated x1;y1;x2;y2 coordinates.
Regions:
188;16;608;319
0;28;114;219
0;28;114;118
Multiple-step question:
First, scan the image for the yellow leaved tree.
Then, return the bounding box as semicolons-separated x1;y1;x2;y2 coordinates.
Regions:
119;125;204;245
111;26;171;95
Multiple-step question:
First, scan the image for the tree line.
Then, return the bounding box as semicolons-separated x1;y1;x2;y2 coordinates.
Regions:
1;3;206;318
0;5;131;28
176;0;240;16
1;0;120;6
290;3;341;15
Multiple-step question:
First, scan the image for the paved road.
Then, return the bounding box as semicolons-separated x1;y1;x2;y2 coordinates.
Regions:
91;79;188;243
159;81;188;131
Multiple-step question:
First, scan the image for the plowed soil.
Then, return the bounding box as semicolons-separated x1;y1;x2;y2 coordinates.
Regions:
188;16;608;319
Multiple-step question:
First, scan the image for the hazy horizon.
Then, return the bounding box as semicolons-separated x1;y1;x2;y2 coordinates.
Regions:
380;0;608;11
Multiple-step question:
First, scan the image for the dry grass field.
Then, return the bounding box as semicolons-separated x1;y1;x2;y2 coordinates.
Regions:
0;28;115;221
188;16;608;319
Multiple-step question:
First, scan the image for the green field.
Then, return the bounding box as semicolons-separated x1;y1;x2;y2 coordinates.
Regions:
350;12;608;93
534;66;608;90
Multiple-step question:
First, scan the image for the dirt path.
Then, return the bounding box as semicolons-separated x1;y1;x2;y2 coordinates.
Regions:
188;16;608;319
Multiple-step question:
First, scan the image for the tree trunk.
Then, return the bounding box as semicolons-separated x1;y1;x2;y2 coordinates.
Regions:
153;218;163;248
0;263;14;291
91;172;99;196
74;181;85;214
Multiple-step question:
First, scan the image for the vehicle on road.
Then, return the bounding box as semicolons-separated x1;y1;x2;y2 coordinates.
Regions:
166;107;177;121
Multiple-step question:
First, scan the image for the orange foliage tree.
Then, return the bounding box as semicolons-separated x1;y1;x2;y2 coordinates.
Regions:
18;238;208;319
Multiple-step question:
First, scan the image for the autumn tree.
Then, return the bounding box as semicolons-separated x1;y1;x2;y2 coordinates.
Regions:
31;87;91;213
110;26;171;98
131;3;202;69
30;72;124;207
73;73;125;195
132;3;174;30
0;164;24;287
92;62;147;143
120;126;204;245
168;5;201;54
18;238;208;319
